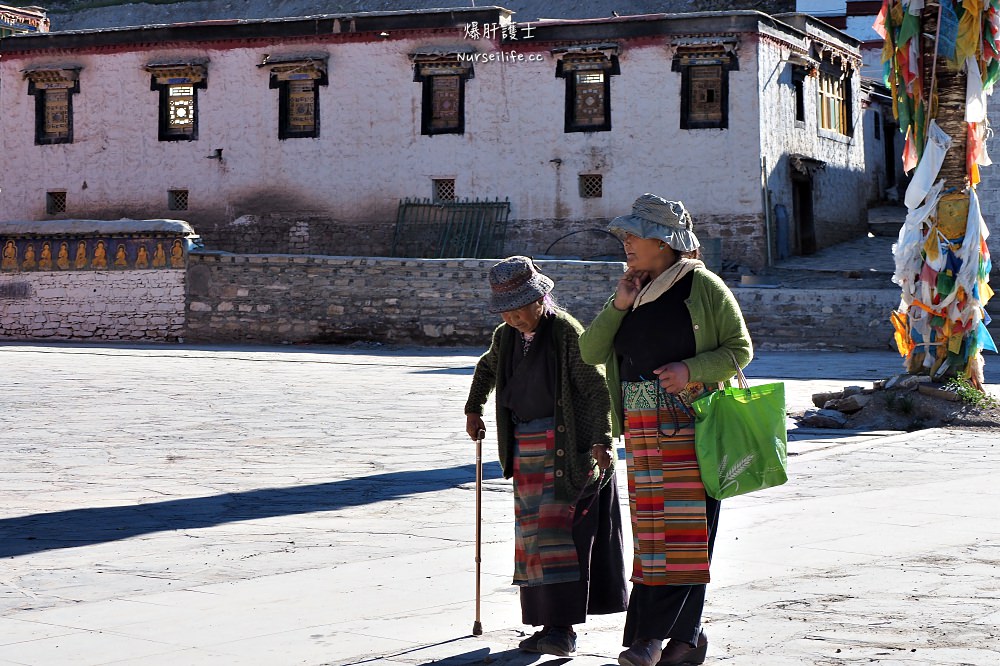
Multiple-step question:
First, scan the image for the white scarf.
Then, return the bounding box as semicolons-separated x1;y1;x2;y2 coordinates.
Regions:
632;258;704;310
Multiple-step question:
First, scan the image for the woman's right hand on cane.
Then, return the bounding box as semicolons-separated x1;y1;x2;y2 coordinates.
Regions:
466;413;486;440
613;269;648;311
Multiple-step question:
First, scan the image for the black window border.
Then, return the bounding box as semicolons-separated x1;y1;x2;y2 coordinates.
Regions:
28;80;79;146
556;55;619;134
270;72;328;140
151;77;207;142
414;67;473;136
672;52;738;130
791;66;808;125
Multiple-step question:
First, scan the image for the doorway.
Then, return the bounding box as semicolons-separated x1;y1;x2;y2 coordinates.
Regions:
791;177;816;255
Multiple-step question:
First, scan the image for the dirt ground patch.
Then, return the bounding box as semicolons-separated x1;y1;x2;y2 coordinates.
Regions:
793;382;1000;432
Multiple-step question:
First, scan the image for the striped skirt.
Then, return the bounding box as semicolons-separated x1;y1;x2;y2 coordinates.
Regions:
622;380;710;586
512;418;581;587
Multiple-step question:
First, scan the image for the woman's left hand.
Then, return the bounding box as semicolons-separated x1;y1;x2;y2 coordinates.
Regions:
591;444;612;470
654;362;690;394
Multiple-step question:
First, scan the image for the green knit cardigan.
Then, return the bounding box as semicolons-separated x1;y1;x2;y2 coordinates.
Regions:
578;267;754;437
464;309;615;501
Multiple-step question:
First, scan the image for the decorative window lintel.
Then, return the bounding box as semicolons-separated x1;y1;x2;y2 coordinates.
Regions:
811;43;860;73
23;66;81;89
670;41;740;70
146;61;208;85
259;54;328;81
552;43;619;59
412;54;475;79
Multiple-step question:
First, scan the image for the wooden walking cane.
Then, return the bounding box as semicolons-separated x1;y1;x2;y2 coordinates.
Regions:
472;428;486;636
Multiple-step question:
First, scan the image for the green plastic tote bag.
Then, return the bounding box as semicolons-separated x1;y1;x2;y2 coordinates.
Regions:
690;357;788;500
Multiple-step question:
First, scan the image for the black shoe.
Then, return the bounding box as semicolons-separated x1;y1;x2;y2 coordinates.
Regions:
658;630;707;666
537;627;577;656
518;627;550;653
619;638;662;666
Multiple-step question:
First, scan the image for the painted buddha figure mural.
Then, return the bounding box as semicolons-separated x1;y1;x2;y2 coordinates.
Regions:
152;242;167;268
170;239;185;268
1;241;17;271
39;242;53;270
22;244;37;270
114;244;129;268
57;242;70;270
74;240;88;269
92;241;108;269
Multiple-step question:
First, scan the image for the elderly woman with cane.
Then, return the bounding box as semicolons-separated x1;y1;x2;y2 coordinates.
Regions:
464;256;628;657
580;195;752;666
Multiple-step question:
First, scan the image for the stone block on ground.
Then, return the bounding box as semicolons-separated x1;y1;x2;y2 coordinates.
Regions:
798;408;849;428
812;391;843;408
823;393;872;414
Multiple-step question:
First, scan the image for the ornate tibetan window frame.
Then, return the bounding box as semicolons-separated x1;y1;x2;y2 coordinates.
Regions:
411;49;475;136
671;37;739;130
554;44;620;133
147;61;208;142
260;54;329;140
24;67;81;146
814;45;854;137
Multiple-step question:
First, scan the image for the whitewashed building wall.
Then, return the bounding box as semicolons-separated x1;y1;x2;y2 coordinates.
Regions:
0;8;866;269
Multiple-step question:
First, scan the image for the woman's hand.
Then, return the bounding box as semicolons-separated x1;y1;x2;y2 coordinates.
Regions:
613;269;648;311
591;444;612;470
654;362;690;394
466;413;486;440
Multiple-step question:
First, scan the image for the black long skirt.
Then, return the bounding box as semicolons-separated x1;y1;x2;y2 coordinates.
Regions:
520;478;629;626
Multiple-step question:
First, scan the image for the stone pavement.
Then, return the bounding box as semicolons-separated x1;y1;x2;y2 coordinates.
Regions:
0;343;998;666
772;234;897;277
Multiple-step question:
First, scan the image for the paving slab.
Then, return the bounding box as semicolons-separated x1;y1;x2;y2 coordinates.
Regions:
0;343;997;665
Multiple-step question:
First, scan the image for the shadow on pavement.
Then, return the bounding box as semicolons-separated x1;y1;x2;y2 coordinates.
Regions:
0;462;503;558
411;367;475;375
412;646;553;665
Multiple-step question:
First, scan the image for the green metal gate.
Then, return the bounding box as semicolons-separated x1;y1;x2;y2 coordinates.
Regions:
391;197;510;259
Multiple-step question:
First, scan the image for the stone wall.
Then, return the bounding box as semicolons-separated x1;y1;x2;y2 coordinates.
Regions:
505;215;763;271
186;251;902;351
185;253;625;345
198;213;758;273
0;271;186;341
200;214;396;257
735;286;900;351
0;220;195;342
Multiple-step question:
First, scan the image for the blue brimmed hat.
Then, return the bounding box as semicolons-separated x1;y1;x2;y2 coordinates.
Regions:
609;193;700;252
487;256;554;313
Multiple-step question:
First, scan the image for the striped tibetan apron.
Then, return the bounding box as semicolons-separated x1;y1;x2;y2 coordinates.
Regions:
512;417;581;587
622;380;710;586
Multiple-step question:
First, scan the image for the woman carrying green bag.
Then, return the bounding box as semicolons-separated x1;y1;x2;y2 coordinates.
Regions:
579;194;752;666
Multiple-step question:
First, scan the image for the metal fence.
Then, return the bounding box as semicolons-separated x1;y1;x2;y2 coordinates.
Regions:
391;197;510;259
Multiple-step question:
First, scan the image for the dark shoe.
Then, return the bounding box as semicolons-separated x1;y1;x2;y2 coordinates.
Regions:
619;638;663;666
537;627;577;656
658;630;708;666
518;627;549;653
